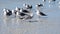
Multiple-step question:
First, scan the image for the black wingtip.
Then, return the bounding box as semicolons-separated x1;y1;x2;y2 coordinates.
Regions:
40;12;47;16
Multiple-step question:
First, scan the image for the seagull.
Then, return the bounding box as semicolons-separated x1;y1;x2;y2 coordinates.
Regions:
16;8;33;20
36;9;47;18
12;10;17;17
11;7;20;17
14;7;20;15
16;11;31;19
20;8;33;18
3;8;12;16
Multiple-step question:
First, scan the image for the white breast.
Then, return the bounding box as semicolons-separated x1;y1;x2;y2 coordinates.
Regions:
3;9;7;15
4;11;6;15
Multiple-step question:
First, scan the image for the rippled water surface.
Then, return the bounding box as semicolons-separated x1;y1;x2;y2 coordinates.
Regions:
0;0;60;34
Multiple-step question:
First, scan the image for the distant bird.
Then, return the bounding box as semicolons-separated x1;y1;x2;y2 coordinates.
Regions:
20;8;33;17
11;7;20;17
17;8;33;19
16;11;32;19
36;10;47;17
23;3;32;9
3;8;12;16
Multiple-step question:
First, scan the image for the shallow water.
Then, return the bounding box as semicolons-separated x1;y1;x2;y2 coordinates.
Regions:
0;0;60;34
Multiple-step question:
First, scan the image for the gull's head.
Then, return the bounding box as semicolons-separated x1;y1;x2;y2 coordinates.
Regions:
23;3;28;8
3;8;7;11
36;3;40;7
15;7;18;10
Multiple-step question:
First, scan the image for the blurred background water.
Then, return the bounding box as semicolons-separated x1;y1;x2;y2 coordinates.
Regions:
0;0;60;34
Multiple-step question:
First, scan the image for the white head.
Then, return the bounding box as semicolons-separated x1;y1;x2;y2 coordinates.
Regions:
36;3;40;7
15;7;18;10
23;3;28;8
3;8;7;11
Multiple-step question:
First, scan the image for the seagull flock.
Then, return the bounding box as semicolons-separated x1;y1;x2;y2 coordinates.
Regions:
3;0;56;20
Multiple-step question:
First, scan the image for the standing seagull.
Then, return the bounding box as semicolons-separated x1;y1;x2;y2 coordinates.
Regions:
12;7;20;17
36;9;47;18
36;10;47;16
16;10;33;20
12;10;17;17
3;8;12;16
35;4;47;17
19;8;33;20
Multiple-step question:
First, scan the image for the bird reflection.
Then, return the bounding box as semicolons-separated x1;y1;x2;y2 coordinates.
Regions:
3;16;12;26
36;17;48;23
3;16;22;27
